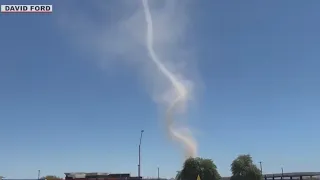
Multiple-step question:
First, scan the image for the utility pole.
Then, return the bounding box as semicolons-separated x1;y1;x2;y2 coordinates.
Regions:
138;130;144;179
158;167;160;180
259;161;263;175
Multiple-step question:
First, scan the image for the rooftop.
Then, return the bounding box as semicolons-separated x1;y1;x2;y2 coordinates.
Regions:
66;172;107;178
65;172;109;176
64;172;131;178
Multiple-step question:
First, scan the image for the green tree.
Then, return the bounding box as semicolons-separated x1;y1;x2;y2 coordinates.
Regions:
180;157;221;180
175;171;181;180
230;154;262;180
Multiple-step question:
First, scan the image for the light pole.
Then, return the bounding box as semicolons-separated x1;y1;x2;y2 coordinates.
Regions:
281;167;284;179
158;167;160;180
138;130;144;178
38;170;41;180
259;161;263;175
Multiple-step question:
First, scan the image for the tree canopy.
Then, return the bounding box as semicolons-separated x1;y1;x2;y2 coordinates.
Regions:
179;157;221;180
176;171;182;180
230;154;262;180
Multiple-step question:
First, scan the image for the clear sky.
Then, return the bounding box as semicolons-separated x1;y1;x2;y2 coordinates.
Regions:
1;0;320;179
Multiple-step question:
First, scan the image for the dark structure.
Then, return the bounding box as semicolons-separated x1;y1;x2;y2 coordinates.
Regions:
221;172;320;180
263;172;320;180
65;173;141;180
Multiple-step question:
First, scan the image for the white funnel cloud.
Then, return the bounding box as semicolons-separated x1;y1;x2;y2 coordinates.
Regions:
142;0;197;158
57;0;201;159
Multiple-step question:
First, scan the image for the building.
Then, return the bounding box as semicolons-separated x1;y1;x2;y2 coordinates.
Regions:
65;172;141;180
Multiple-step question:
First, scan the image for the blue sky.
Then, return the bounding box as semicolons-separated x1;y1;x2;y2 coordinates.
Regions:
1;0;320;179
